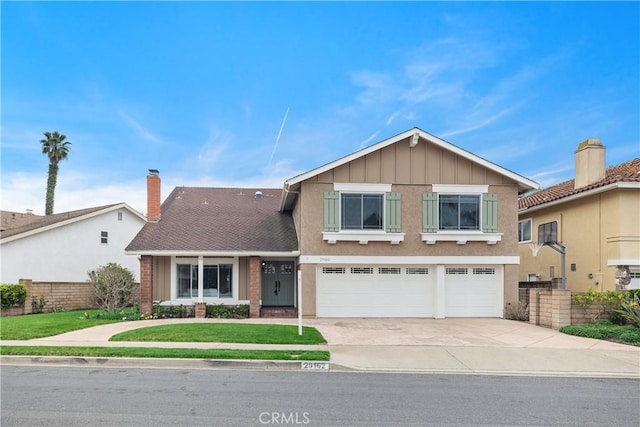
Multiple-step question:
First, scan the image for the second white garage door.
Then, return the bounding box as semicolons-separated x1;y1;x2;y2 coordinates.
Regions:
316;266;435;317
444;266;503;317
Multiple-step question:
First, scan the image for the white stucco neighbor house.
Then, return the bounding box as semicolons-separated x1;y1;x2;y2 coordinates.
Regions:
0;203;146;284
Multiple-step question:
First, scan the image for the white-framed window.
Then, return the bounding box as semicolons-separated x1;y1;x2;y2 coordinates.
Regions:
439;195;480;231
323;183;404;244
341;193;384;230
117;211;123;221
175;258;233;299
518;218;532;243
100;231;108;244
421;185;500;245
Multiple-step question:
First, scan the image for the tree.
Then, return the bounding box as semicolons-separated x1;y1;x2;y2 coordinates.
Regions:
40;131;71;215
88;263;138;311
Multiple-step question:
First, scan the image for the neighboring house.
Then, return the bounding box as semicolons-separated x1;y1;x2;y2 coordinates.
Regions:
518;138;640;292
126;128;539;318
0;204;147;284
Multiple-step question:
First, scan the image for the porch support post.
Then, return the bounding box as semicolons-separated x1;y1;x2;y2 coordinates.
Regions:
140;255;153;315
197;256;204;302
249;256;262;318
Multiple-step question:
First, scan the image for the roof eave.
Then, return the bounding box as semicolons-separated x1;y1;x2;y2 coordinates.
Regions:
518;182;640;214
279;127;539;210
125;250;302;257
1;203;145;244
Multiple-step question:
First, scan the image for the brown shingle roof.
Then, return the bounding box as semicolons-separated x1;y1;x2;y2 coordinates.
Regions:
519;158;640;210
126;187;298;253
0;204;122;239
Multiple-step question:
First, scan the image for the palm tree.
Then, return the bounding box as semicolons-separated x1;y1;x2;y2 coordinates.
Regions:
40;131;71;215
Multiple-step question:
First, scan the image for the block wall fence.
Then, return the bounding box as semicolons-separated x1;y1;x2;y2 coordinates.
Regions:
1;279;140;317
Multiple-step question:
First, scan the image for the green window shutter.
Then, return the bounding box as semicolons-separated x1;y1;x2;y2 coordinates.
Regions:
385;192;402;233
422;193;438;232
482;193;498;233
323;192;340;232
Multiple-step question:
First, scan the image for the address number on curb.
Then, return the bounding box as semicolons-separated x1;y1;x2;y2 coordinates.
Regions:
301;362;329;370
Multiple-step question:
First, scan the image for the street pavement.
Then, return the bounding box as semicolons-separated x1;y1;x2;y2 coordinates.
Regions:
2;317;639;378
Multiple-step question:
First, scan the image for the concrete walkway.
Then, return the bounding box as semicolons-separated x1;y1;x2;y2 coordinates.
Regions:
2;318;639;378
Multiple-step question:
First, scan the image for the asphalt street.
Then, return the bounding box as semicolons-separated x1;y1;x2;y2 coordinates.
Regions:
2;365;639;426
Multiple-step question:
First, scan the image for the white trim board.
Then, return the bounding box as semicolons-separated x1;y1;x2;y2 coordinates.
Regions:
300;255;520;265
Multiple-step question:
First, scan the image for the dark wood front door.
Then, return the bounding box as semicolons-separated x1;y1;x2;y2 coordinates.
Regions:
261;261;295;306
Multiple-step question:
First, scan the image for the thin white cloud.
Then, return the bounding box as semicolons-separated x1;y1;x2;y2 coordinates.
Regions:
118;110;161;144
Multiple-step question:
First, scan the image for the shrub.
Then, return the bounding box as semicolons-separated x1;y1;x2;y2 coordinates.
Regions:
615;292;640;328
88;263;137;311
206;304;250;319
152;302;194;319
31;296;47;314
504;301;529;321
0;284;27;310
572;288;625;322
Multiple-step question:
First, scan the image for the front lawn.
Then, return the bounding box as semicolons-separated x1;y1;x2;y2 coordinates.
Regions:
0;309;131;340
0;346;329;361
110;323;326;345
560;320;640;346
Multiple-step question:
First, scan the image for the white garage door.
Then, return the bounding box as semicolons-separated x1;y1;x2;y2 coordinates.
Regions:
445;266;503;317
316;266;434;317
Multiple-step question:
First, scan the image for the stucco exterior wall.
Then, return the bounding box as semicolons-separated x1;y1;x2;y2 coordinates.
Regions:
292;136;523;317
518;187;640;292
1;208;145;284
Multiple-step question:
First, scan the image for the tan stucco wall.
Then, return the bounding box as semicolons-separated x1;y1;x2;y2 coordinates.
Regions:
299;181;518;257
518;187;640;292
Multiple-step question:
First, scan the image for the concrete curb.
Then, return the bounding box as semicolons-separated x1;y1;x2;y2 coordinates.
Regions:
2;356;638;379
0;356;329;372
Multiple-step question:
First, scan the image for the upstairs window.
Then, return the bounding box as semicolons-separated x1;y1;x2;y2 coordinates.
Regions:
100;231;108;244
439;195;480;231
518;219;532;242
341;193;383;230
423;191;497;233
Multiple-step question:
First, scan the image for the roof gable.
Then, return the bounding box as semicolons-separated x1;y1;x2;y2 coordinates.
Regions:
280;127;539;210
0;203;146;243
519;157;640;211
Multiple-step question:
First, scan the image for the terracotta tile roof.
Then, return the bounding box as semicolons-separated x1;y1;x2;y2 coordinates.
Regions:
519;157;640;210
0;204;122;239
126;187;298;253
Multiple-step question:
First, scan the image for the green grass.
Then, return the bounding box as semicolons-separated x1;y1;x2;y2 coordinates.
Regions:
110;323;326;345
560;320;640;346
0;346;329;361
0;309;128;340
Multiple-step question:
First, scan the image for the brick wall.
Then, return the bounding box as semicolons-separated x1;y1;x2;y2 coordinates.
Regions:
140;255;153;315
249;256;261;318
1;279;141;317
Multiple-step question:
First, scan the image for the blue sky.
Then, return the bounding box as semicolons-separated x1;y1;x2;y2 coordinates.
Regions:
2;1;639;216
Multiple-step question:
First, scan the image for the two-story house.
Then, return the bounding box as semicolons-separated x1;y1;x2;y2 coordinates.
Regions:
126;128;538;318
518;138;640;292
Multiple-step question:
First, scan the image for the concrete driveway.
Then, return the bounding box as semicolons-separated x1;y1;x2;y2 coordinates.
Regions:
303;317;637;349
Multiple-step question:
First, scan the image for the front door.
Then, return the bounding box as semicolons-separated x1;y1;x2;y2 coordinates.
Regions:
261;261;295;306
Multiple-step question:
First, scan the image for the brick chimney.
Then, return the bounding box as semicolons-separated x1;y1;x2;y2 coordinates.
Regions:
574;138;605;189
147;169;161;222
